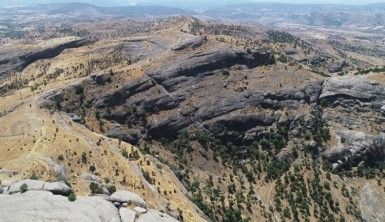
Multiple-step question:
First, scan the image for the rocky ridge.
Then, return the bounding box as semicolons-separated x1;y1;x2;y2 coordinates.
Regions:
40;37;385;171
0;38;91;78
0;179;179;222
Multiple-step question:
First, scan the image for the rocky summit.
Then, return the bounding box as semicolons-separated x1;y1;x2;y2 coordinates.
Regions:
0;179;177;222
1;2;385;222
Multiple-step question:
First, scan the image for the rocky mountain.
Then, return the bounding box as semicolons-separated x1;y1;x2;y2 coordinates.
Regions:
0;4;384;222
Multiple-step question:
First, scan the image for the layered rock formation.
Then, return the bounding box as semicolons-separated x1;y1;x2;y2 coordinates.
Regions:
37;31;385;172
320;75;385;169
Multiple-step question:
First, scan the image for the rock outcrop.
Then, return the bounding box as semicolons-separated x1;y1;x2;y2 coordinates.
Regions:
109;190;148;208
136;209;179;222
149;48;274;91
37;32;384;172
0;191;121;222
120;207;137;222
0;38;91;77
328;60;348;73
320;75;385;169
324;129;385;170
172;35;207;51
320;76;385;110
5;179;71;195
0;180;179;222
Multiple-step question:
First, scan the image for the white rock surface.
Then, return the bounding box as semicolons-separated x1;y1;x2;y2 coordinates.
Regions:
44;181;72;194
0;191;121;222
7;179;44;194
119;207;137;222
7;179;71;195
80;173;102;183
137;209;179;222
134;206;147;214
109;190;147;208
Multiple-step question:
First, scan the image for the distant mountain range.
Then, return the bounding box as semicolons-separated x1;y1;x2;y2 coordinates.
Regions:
203;2;385;28
2;1;385;28
0;0;251;8
38;2;191;16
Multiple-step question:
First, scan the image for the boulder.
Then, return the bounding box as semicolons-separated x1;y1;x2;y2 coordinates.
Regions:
80;173;102;183
102;187;111;196
7;179;44;194
119;207;137;222
43;181;72;195
109;190;147;208
276;149;293;163
71;114;83;123
7;179;71;195
332;163;339;171
136;209;179;222
134;206;147;214
309;140;317;147
328;60;348;73
52;164;67;179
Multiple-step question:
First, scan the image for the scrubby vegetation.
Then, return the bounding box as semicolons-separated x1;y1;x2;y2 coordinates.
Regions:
68;192;77;202
148;106;348;221
355;66;385;75
20;183;28;193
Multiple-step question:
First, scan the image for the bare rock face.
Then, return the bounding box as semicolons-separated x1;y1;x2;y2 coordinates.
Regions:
106;126;141;145
0;180;180;222
109;190;148;208
80;173;103;183
6;179;71;195
0;191;121;222
136;209;179;222
320;76;385;110
134;206;148;213
323;129;385;170
320;75;385;168
359;183;385;222
149;48;274;91
172;35;207;51
120;207;137;222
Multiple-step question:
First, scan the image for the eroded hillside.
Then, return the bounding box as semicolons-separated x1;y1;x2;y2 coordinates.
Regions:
0;16;384;222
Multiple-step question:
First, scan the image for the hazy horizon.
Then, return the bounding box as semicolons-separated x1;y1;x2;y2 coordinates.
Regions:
2;0;385;8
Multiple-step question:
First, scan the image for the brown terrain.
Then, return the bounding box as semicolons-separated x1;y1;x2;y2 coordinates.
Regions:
0;3;385;222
